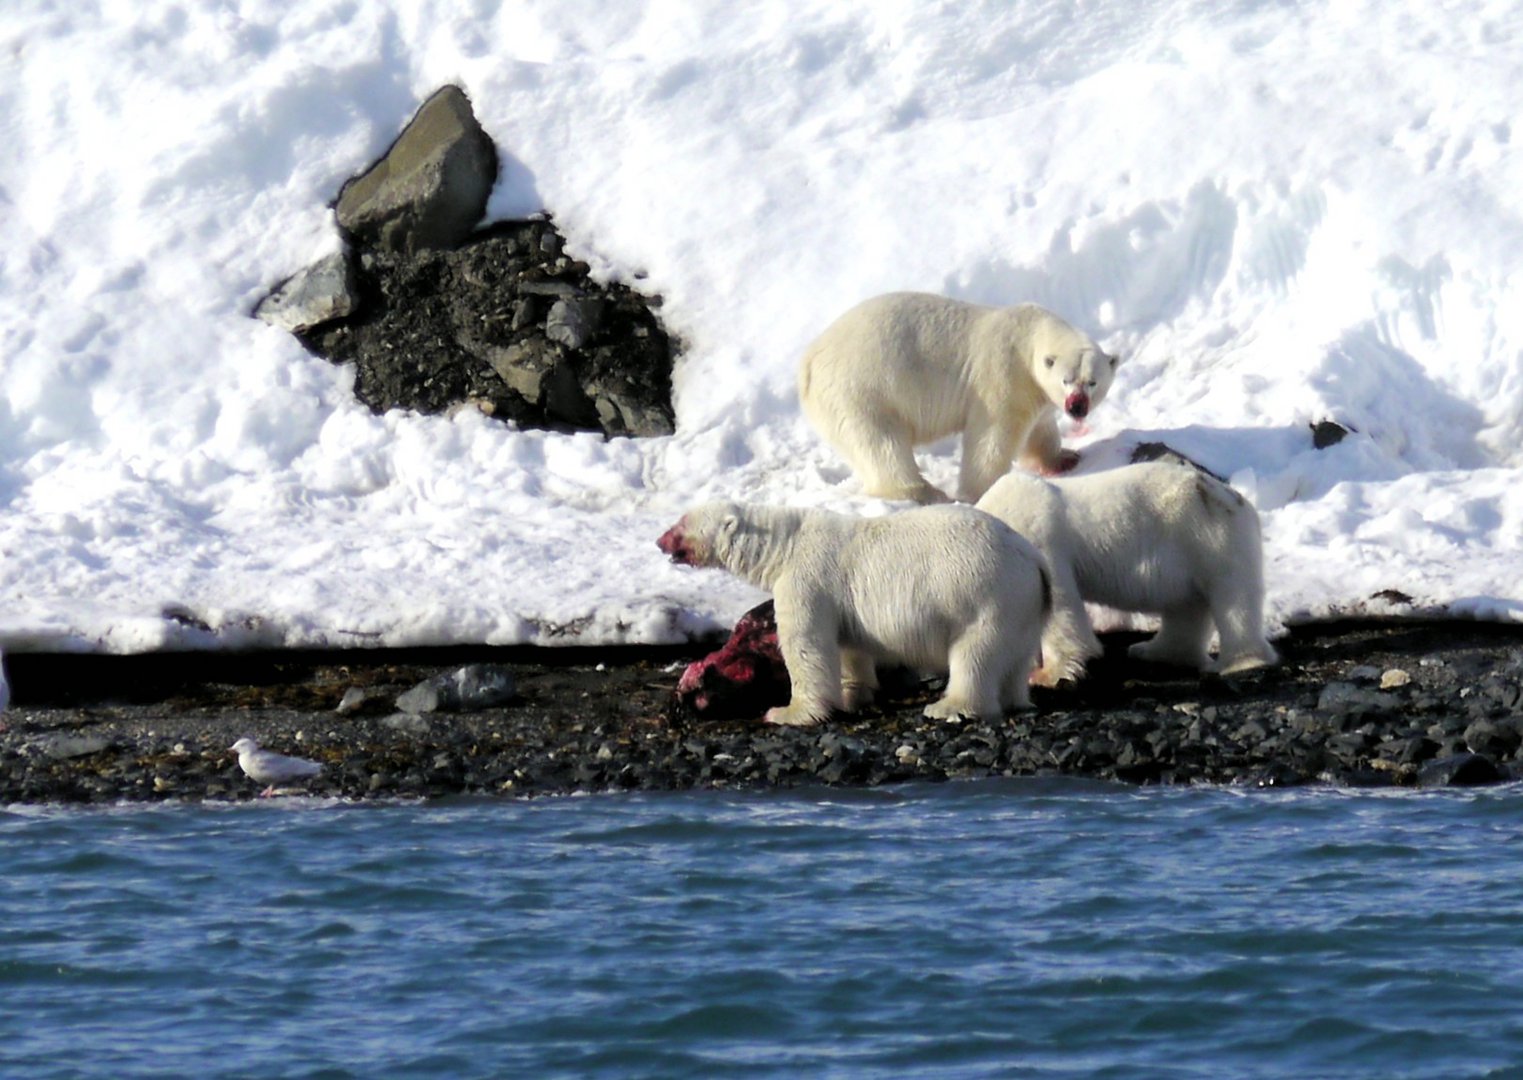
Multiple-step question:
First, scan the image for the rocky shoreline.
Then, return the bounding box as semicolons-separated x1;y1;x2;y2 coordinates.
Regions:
2;620;1521;805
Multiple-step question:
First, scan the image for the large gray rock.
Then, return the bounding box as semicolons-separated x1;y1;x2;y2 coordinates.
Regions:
1417;752;1506;787
335;85;498;255
396;664;516;714
254;252;359;334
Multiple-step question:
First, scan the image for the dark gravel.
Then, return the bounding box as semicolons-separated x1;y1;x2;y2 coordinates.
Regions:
2;620;1522;804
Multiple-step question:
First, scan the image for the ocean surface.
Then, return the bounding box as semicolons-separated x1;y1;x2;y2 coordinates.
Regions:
3;779;1523;1079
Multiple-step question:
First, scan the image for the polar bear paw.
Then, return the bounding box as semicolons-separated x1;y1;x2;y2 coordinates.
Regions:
1040;449;1082;476
764;703;826;727
842;684;876;712
866;479;952;505
923;697;988;722
1127;638;1209;669
1209;651;1279;676
1028;665;1062;688
1030;655;1086;687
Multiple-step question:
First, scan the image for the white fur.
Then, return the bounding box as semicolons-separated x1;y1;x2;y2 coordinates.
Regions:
661;502;1050;725
976;462;1279;682
799;292;1119;504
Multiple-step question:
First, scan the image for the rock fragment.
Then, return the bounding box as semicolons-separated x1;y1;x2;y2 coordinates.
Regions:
335;85;498;255
254;253;360;334
396;664;517;714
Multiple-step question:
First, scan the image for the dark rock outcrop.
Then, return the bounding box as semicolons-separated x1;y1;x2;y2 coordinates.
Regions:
256;85;676;439
1311;419;1352;449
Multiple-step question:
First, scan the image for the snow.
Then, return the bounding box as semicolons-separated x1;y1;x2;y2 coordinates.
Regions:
1;0;1520;654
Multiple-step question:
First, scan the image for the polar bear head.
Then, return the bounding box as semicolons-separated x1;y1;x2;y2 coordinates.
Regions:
658;502;806;591
657;501;749;570
1027;314;1120;422
660;502;767;572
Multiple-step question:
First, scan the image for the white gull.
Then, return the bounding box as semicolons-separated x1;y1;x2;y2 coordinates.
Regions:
230;737;322;797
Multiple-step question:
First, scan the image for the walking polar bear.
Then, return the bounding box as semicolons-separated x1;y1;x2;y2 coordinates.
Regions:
976;461;1279;684
799;292;1120;504
657;501;1055;725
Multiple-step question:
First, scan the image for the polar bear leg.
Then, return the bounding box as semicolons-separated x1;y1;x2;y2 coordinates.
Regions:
956;419;1019;504
992;630;1041;706
1129;605;1213;670
1016;412;1078;475
1031;563;1102;686
841;647;879;711
1206;582;1279;674
765;583;843;727
831;414;949;504
1001;658;1035;711
1002;611;1045;709
924;621;1005;721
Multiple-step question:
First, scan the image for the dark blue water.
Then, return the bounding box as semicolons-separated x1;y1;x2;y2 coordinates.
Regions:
4;780;1523;1079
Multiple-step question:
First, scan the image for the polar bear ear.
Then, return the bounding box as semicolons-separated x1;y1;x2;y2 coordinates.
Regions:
719;512;740;536
1107;351;1122;368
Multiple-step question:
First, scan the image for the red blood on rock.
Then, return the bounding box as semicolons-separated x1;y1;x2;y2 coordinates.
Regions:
675;601;790;720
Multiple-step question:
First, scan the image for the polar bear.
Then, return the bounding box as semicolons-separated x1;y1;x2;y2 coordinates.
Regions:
657;501;1051;725
976;461;1278;683
799;292;1119;505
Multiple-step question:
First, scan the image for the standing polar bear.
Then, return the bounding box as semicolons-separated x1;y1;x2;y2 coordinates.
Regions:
976;461;1279;684
799;292;1120;504
657;501;1052;725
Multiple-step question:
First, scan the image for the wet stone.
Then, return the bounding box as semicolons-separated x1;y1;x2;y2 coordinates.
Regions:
1317;682;1401;717
45;735;113;760
1462;719;1520;759
1418;753;1507;787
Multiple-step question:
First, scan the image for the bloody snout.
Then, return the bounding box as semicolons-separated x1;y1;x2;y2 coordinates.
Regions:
657;521;692;564
1064;391;1090;420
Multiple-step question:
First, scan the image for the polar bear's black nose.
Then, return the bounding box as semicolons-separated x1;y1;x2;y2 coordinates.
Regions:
1065;392;1090;420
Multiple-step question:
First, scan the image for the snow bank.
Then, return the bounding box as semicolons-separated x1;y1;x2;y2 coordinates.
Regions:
1;0;1519;652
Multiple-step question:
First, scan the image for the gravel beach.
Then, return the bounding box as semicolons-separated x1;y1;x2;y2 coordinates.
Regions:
3;620;1521;804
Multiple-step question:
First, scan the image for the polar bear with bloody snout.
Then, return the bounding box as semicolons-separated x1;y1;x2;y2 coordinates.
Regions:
975;461;1279;684
799;292;1120;504
657;501;1054;725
